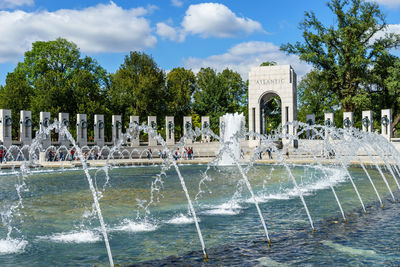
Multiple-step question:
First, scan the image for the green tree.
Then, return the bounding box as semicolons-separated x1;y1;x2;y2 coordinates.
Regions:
384;57;400;134
281;0;400;112
297;70;340;125
4;38;109;139
260;61;277;66
166;67;196;138
110;52;166;130
219;68;247;112
0;71;33;138
193;67;246;133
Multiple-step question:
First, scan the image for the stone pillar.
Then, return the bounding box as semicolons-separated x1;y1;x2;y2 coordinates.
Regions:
240;115;247;141
381;109;392;140
94;114;105;147
324;112;334;138
58;113;70;146
148;116;157;146
20;110;32;146
306;113;315;139
40;112;51;149
0;109;12;148
201;116;210;142
129;116;140;147
165;116;175;145
219;116;224;140
183;116;192;144
362;110;373;133
324;113;334;127
76;114;87;147
343;112;353;129
112;115;122;145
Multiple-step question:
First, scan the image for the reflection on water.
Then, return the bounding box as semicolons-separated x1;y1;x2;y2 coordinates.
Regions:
0;164;400;266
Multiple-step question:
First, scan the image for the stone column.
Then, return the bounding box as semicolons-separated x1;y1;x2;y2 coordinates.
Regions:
112;115;122;145
381;109;392;140
362;110;373;133
58;113;70;146
94;114;105;147
76;114;87;147
40;112;51;149
20;110;32;146
201;116;210;142
129;116;140;147
343;112;353;129
183;116;192;144
324;113;334;139
241;116;247;141
165;116;175;145
306;113;315;139
148;116;157;146
219;116;224;140
0;109;12;148
324;113;334;127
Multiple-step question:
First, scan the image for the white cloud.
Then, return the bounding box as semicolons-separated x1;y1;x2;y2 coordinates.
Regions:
0;2;157;63
181;3;264;38
156;3;264;42
369;0;400;8
171;0;183;7
0;0;33;9
183;41;312;80
371;23;400;42
156;22;185;42
386;24;400;34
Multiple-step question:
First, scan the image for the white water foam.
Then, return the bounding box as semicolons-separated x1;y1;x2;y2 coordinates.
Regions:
203;201;242;215
0;238;28;254
111;219;158;233
218;113;244;166
245;193;290;204
39;230;102;243
246;167;347;204
323;240;377;257
255;256;290;266
166;214;199;224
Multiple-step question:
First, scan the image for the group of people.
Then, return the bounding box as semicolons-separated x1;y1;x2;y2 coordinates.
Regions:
0;148;6;163
145;147;195;160
173;147;195;160
256;146;290;160
47;150;66;161
47;149;102;161
256;147;274;160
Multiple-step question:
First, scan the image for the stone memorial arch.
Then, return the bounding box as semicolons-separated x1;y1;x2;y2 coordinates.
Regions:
248;65;297;143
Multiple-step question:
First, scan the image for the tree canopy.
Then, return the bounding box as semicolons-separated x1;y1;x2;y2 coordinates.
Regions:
260;61;277;66
297;69;340;125
0;38;249;141
109;51;166;126
166;67;196;137
0;38;109;138
193;67;247;133
281;0;400;113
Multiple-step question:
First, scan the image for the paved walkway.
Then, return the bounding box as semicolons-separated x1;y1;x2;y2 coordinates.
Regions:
0;155;395;170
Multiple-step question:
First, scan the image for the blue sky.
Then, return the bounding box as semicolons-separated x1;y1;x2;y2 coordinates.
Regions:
0;0;400;85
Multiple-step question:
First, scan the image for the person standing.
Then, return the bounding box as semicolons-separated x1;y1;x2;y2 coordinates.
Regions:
267;148;272;159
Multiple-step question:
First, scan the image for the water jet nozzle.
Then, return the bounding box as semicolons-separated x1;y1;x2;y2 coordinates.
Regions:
203;252;208;262
381;205;385;209
312;228;316;233
343;218;347;223
268;239;272;246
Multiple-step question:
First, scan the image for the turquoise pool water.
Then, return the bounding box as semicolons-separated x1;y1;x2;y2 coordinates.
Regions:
0;164;399;266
